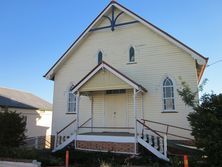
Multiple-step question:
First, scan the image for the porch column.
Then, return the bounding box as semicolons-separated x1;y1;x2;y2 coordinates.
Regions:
74;91;80;149
76;91;80;132
133;88;137;154
142;93;144;120
90;96;94;132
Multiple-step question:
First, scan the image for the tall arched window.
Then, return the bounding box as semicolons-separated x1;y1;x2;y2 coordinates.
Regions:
163;77;175;111
129;47;135;62
98;51;103;64
68;88;76;113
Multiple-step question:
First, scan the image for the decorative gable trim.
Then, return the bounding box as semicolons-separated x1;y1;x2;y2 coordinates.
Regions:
44;1;208;81
72;61;147;93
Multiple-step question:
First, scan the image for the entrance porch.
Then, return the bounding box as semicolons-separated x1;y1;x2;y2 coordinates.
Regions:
53;62;169;161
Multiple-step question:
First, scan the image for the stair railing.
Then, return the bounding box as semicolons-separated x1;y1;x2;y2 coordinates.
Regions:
141;119;193;140
137;119;167;157
54;118;76;149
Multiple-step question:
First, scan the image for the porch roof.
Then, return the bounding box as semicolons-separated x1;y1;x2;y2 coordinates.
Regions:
72;61;147;93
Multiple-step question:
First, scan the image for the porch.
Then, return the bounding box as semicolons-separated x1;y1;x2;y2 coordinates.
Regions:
53;62;169;161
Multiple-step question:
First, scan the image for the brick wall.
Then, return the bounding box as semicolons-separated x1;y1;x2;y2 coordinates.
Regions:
76;141;136;154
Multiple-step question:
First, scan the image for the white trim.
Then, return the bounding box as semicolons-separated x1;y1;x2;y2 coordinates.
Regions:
161;76;176;112
77;135;135;143
133;88;137;154
72;63;103;92
45;2;207;80
72;63;144;93
45;6;111;79
103;64;141;91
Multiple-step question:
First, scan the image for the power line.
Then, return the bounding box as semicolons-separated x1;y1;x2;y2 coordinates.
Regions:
207;59;222;67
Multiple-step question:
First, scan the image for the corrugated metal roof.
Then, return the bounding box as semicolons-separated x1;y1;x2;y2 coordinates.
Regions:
0;87;52;111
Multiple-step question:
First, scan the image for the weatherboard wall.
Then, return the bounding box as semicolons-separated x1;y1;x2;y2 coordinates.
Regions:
51;10;197;138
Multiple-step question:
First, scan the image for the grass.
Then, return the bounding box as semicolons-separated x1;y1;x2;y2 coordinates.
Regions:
0;146;205;167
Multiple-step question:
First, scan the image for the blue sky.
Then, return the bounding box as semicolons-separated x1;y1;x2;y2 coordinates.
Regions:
0;0;221;103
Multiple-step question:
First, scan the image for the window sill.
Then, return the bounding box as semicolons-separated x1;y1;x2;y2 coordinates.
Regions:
162;111;178;113
66;112;77;115
127;62;137;65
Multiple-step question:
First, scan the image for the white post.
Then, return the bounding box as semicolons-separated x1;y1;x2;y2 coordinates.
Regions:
91;96;93;132
164;134;167;157
76;91;80;131
133;88;137;154
142;93;144;120
54;133;57;149
75;91;80;149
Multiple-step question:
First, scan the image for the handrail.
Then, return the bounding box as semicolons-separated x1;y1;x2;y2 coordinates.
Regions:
57;119;76;135
79;117;92;128
137;119;163;138
144;128;193;141
141;119;192;132
141;119;193;141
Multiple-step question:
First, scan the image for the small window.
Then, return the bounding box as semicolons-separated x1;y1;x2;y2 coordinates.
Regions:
98;51;103;64
68;92;76;113
163;77;175;111
106;89;126;94
129;47;135;62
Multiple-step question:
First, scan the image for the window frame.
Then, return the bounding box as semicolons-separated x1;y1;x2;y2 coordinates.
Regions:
129;46;135;63
97;51;103;64
67;91;77;114
162;77;176;112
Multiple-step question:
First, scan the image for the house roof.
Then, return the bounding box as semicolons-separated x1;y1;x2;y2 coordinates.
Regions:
72;61;147;93
0;87;52;110
44;1;208;81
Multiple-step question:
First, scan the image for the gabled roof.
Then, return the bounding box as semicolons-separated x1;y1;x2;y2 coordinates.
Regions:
0;87;52;110
44;1;208;81
72;61;147;93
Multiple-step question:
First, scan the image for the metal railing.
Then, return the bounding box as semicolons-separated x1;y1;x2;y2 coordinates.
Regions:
55;118;76;148
141;119;193;141
24;136;51;149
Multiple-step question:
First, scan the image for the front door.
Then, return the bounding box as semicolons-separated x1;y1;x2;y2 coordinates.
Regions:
105;93;127;130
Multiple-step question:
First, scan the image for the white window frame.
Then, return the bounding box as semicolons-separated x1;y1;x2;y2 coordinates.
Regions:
128;46;136;63
162;77;176;112
67;91;76;113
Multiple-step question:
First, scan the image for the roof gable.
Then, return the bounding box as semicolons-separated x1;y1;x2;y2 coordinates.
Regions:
72;61;147;93
44;1;208;81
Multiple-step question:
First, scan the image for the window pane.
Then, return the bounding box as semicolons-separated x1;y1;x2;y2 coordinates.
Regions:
98;51;103;64
129;47;135;62
68;92;76;113
163;77;175;111
165;99;173;110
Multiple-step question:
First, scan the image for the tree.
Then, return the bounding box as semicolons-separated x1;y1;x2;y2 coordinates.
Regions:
0;111;27;147
178;80;222;166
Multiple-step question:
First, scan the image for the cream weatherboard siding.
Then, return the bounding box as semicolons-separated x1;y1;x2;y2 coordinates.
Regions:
0;107;52;138
51;11;198;138
80;69;132;92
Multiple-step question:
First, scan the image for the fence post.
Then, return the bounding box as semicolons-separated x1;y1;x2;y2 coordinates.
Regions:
35;136;38;149
66;150;69;167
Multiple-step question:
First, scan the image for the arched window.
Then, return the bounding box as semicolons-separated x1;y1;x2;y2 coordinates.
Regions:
129;47;135;62
98;51;103;64
163;77;175;111
68;88;76;113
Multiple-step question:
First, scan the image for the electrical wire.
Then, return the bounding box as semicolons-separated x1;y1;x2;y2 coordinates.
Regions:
207;59;222;67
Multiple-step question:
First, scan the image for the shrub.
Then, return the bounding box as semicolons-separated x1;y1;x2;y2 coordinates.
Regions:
0;111;26;147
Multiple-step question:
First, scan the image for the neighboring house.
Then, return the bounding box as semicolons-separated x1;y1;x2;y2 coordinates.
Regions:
0;87;52;148
44;1;208;161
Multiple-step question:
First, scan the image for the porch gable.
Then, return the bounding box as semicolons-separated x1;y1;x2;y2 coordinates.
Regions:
72;61;147;93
